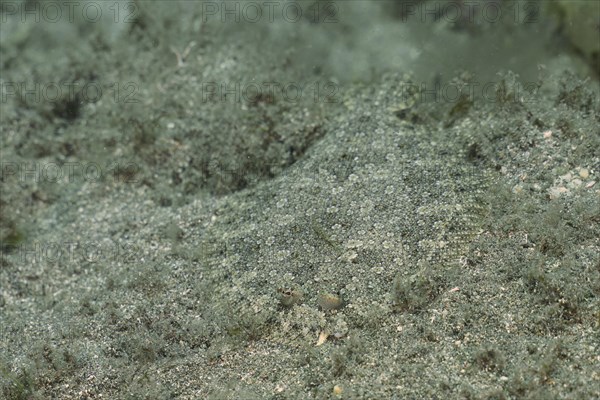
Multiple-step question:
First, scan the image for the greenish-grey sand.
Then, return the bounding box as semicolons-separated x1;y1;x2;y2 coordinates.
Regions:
1;1;598;398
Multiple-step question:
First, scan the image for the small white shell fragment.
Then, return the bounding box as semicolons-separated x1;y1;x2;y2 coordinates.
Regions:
579;168;589;179
316;331;328;346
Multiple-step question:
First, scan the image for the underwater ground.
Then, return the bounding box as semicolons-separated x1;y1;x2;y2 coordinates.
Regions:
1;1;599;399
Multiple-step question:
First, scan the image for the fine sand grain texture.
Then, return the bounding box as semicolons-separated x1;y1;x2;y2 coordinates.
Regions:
1;1;599;399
